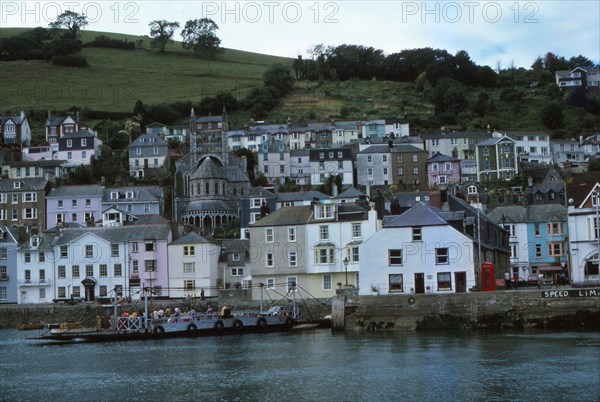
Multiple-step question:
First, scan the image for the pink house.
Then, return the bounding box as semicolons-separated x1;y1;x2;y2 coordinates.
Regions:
427;152;461;188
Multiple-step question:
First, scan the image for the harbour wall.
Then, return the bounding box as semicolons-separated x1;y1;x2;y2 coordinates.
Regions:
334;288;600;332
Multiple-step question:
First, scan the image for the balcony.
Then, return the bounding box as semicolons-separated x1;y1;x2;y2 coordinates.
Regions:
19;279;52;287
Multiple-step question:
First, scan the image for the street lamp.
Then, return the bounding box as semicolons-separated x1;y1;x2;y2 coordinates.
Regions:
343;257;349;287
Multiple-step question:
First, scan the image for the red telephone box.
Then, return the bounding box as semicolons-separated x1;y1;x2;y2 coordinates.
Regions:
481;262;495;291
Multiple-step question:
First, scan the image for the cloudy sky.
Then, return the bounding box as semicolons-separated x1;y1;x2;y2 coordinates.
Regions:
3;1;599;68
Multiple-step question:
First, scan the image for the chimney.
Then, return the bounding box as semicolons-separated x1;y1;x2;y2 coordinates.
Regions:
388;139;394;150
332;184;338;198
287;116;292;129
441;126;446;135
487;124;491;133
17;224;26;243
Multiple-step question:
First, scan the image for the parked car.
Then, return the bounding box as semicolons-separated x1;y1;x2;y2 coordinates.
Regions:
527;274;540;287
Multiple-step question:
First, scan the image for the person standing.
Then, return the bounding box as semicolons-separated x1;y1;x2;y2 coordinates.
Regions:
505;271;511;290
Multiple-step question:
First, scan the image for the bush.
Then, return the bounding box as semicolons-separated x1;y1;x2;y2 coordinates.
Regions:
84;35;135;50
51;54;89;67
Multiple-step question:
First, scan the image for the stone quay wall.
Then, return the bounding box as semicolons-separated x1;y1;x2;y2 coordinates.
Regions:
335;289;600;332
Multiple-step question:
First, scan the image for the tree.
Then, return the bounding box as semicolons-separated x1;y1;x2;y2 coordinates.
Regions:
149;20;180;52
540;102;564;129
181;18;221;70
49;11;88;40
263;64;294;98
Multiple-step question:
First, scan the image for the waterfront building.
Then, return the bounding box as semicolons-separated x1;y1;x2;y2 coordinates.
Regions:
566;172;600;286
167;231;220;299
219;239;251;290
0;226;21;304
0;178;49;231
16;230;55;303
46;184;104;229
239;187;276;239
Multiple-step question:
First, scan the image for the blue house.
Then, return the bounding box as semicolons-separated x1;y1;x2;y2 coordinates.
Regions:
526;205;568;282
362;120;386;138
239;187;276;239
0;226;21;304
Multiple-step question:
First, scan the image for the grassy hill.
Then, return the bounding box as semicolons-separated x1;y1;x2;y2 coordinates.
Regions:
0;28;291;113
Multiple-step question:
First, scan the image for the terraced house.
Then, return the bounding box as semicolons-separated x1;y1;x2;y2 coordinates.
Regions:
475;134;518;181
0;178;49;231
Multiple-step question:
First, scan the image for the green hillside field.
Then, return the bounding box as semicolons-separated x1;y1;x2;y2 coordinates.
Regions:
0;28;291;113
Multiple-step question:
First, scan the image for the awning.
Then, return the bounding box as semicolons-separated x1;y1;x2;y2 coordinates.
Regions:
537;266;563;272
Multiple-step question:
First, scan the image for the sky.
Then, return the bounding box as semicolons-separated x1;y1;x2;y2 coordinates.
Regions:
2;0;599;68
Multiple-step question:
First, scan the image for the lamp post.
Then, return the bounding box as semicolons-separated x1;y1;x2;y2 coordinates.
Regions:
343;257;349;287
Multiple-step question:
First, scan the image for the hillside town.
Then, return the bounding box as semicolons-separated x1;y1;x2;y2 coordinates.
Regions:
0;69;599;306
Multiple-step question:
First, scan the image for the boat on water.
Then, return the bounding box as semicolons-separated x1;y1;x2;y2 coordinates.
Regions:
29;287;316;343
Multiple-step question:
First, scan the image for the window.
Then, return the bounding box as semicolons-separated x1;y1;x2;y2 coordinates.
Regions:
183;262;195;274
413;167;419;175
389;274;403;292
397;167;403;175
412;227;422;241
184;280;195;291
352;223;361;238
547;222;563;236
510;244;518;259
315;247;335;264
22;192;37;202
66;139;72;148
38;252;45;262
115;285;123;296
131;243;139;253
348;246;359;262
85;199;91;208
319;225;329;240
145;241;155;252
483;160;490;170
11;193;18;203
72;265;79;278
232;253;240;262
251;198;263;208
389;249;402;265
132;260;138;273
288;251;298;267
25;270;31;281
267;278;275;289
99;264;108;277
367;168;373;176
231;267;244;276
24;253;31;263
86;265;93;277
287;276;297;292
99;286;107;297
58;287;66;298
397;155;403;163
144;260;156;272
111;243;119;257
183;246;195;256
548;242;564;256
60;245;68;258
534;224;540;236
71;213;76;222
323;274;332;291
483;147;489;156
265;228;274;243
81;138;87;146
316;205;333;219
535;244;542;258
266;253;274;267
435;248;449;264
0;248;6;260
39;288;45;300
432;163;439;173
367;155;373;163
437;272;452;290
288;227;296;242
85;244;94;259
22;208;37;219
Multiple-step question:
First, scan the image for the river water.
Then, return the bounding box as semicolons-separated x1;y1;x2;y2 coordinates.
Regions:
1;328;598;402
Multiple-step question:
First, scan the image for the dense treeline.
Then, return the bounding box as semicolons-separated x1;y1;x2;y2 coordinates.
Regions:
293;45;598;88
83;35;135;50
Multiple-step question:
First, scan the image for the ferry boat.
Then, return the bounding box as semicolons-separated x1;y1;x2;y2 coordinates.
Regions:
30;288;302;343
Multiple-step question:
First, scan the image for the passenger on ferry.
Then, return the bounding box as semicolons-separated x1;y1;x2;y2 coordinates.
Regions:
165;307;172;317
206;304;213;317
174;307;181;317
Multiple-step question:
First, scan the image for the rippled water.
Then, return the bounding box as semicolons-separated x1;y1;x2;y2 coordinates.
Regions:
1;328;599;401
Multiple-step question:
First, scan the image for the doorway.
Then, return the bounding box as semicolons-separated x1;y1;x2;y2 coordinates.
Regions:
455;271;467;293
414;273;425;294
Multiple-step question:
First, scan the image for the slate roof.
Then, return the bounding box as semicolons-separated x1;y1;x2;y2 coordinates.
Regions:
487;204;566;223
7;160;66;167
130;133;168;147
336;187;364;199
477;135;514;146
184;199;237;213
51;224;171;245
195;116;223;123
427;153;459;163
566;172;600;207
357;144;425;154
243;187;275;198
421;131;490;140
0;178;48;191
170;231;214;245
102;186;163;203
221;239;249;253
47;184;104;198
276;191;328;203
62;128;95;138
383;202;447;227
0;114;26;125
192;156;226;180
250;205;313;227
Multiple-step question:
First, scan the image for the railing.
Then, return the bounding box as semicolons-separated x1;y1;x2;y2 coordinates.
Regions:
112;316;143;331
19;280;52;286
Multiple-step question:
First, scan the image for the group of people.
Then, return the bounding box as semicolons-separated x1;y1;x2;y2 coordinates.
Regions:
148;304;214;320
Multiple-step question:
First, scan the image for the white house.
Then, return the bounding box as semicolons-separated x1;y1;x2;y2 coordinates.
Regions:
506;131;552;164
567;175;600;286
360;202;477;295
167;232;220;298
16;233;55;304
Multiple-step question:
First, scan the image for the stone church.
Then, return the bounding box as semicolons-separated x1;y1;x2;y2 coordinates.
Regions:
174;109;250;233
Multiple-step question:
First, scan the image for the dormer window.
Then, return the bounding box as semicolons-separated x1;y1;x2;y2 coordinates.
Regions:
316;204;333;219
14;182;21;189
81;139;87;147
110;192;118;200
126;191;134;199
468;185;477;195
30;236;39;248
67;139;72;148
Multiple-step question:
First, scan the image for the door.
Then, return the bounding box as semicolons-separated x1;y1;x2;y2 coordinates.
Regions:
455;272;467;293
85;285;95;301
414;273;425;294
21;290;27;304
